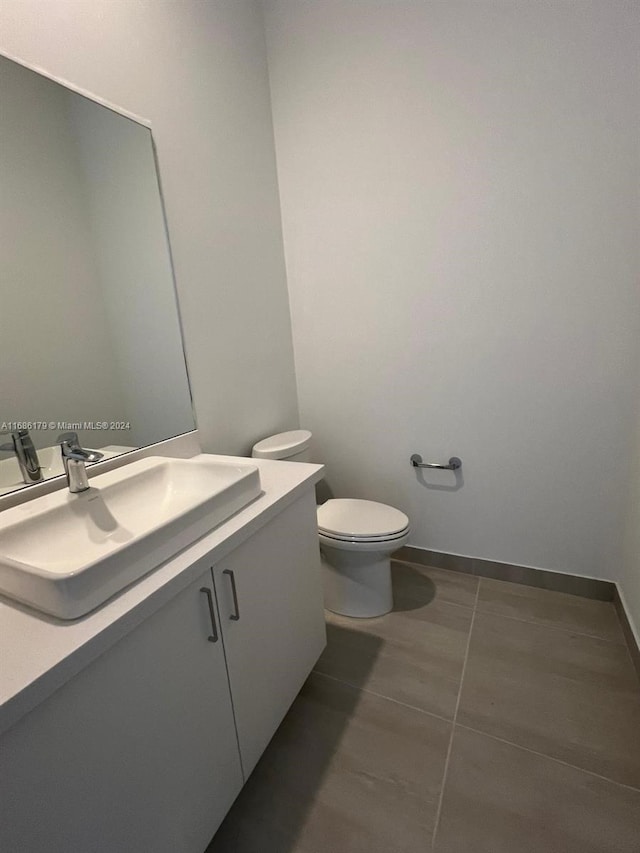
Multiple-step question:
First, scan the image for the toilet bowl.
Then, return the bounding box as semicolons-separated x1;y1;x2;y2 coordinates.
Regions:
317;498;409;617
251;431;410;618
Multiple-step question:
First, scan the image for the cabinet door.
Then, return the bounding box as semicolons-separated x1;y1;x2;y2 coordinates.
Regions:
213;490;326;777
0;564;243;853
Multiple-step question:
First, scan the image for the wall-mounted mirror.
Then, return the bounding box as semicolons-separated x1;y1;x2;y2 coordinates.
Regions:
0;54;195;497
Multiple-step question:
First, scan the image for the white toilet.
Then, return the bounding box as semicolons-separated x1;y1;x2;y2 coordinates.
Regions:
251;430;410;618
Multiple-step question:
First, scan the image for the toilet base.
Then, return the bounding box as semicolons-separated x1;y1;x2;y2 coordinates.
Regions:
320;544;393;618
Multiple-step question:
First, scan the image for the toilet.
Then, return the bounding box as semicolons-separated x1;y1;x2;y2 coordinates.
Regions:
251;430;410;618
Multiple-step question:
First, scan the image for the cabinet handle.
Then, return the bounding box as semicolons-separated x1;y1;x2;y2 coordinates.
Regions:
223;569;240;621
200;587;219;642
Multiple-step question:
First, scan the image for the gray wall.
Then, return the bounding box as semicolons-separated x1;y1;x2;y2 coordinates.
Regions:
1;0;299;455
263;0;640;581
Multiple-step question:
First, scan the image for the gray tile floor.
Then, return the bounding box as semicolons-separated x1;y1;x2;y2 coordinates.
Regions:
208;560;640;852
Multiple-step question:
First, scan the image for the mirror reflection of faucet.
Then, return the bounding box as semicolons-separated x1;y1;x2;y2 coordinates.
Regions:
0;429;43;484
59;433;104;494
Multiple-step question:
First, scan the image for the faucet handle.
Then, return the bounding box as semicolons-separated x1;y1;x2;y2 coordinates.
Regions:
57;431;80;448
60;439;104;463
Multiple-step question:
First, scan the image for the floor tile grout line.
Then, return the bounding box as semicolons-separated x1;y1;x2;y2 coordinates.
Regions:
454;722;640;795
475;576;483;608
310;668;454;727
430;581;480;850
428;598;477;614
473;607;626;647
390;597;476;615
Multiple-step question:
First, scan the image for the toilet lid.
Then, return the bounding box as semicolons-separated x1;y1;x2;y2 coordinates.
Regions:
317;499;409;540
252;430;311;460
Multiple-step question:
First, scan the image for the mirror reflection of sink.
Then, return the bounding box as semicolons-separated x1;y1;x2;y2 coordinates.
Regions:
0;445;134;497
0;455;261;619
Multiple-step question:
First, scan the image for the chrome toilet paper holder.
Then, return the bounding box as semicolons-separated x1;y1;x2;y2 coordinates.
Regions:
410;453;462;471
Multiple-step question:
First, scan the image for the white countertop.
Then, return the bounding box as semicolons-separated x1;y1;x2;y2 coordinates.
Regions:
0;454;323;737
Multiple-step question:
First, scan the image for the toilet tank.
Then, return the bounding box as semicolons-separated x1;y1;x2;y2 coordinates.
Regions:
251;430;312;463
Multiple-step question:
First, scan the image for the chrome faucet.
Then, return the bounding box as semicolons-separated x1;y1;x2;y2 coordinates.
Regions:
0;429;43;484
59;433;104;493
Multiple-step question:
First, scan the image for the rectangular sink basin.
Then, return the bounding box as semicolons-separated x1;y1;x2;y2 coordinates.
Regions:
0;455;261;619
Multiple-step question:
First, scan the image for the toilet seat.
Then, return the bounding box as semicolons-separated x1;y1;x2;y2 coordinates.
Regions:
317;499;410;543
318;531;409;555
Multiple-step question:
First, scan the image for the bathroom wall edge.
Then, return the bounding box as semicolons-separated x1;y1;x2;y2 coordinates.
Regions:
613;587;640;685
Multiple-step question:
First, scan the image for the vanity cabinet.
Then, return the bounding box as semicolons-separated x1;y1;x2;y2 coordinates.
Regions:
0;488;326;853
213;489;326;776
0;567;244;853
